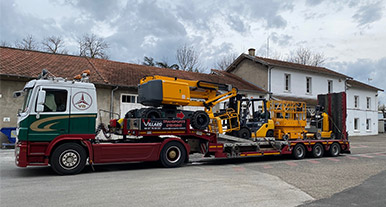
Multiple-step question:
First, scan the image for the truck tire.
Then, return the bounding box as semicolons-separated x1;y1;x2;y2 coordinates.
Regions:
237;127;251;139
312;143;324;158
328;142;340;157
292;144;306;159
160;141;186;168
191;111;210;130
141;108;162;118
50;143;87;175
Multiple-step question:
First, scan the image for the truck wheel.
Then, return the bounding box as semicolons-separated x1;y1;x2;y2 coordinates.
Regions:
50;143;87;175
292;144;306;159
328;143;340;157
141;108;162;118
191;111;210;130
315;132;322;140
160;141;186;168
266;130;274;137
312;143;324;158
237;127;251;139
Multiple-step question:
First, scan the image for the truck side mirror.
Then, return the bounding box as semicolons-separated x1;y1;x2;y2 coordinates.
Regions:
13;91;22;98
36;90;46;113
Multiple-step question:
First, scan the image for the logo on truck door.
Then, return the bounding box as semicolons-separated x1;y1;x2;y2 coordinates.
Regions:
72;92;92;110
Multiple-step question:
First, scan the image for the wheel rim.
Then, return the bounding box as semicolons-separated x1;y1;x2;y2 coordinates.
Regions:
166;146;181;163
314;145;322;156
296;146;304;157
331;144;339;155
197;114;208;125
59;150;80;170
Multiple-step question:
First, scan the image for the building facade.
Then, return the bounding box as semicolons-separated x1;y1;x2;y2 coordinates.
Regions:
346;80;380;135
226;49;383;136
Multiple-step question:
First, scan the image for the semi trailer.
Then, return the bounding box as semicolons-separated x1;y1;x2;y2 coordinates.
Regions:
14;70;350;175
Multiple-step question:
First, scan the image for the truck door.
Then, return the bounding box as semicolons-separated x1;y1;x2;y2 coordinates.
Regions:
28;87;70;142
69;87;97;135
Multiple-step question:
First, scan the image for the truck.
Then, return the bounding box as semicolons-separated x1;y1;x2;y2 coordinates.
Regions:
14;70;350;175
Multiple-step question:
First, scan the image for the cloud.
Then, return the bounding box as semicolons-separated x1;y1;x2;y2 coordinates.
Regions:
326;57;386;104
270;33;293;46
352;1;384;27
306;0;322;6
227;15;249;33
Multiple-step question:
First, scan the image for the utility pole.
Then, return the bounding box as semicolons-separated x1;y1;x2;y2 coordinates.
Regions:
266;35;270;58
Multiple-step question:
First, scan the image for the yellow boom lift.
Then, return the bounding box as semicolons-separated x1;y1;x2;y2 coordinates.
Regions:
126;75;239;131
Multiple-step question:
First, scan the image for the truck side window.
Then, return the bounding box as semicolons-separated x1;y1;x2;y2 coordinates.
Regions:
42;89;68;112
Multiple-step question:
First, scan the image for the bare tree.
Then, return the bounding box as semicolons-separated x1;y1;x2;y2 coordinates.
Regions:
78;33;109;59
42;36;68;54
214;53;238;70
142;56;156;66
287;47;326;66
176;44;202;72
0;40;10;47
156;61;179;70
15;35;39;50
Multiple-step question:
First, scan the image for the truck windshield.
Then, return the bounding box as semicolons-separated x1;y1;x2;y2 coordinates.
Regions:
21;89;33;112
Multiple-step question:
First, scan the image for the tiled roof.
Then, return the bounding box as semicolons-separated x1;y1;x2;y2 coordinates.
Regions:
347;79;383;92
211;69;267;93
0;47;266;93
227;53;351;79
0;47;107;84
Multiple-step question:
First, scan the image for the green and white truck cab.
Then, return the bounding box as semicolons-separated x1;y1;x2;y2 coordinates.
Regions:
15;73;97;143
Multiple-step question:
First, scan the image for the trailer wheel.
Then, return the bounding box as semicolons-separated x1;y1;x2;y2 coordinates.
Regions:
292;144;306;159
312;143;324;158
328;142;340;157
237;127;251;139
160;141;186;168
50;143;87;175
191;111;210;130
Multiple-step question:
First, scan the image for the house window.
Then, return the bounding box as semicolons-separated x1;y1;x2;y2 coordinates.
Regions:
121;94;137;103
328;80;333;93
354;118;359;131
366;119;371;131
366;97;371;109
306;77;312;94
354;96;359;108
284;74;291;92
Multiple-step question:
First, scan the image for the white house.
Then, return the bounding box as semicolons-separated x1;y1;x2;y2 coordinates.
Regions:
226;48;383;136
346;80;382;136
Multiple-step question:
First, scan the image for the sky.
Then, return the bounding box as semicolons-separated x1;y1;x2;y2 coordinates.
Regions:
1;0;385;104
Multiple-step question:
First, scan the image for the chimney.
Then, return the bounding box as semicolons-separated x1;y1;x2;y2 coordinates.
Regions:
248;48;255;56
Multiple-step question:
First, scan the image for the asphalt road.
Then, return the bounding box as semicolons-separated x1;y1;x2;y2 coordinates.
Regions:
1;134;386;207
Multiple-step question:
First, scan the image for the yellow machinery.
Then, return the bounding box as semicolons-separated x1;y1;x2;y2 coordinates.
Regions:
268;100;307;140
306;106;334;139
128;75;239;131
209;96;275;138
